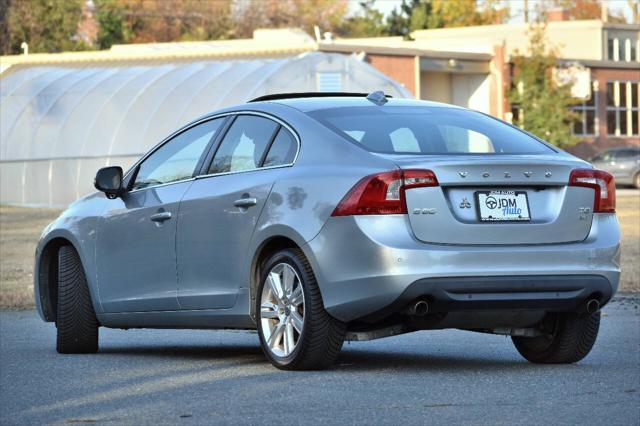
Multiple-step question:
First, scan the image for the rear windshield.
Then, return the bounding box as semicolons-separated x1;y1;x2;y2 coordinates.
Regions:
308;106;554;155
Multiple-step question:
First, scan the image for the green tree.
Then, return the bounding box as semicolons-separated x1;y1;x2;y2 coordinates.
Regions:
7;0;88;54
231;0;348;39
94;0;233;48
530;0;629;23
427;0;509;28
386;0;432;36
338;0;387;38
0;0;10;54
94;0;129;49
507;25;579;149
386;0;508;37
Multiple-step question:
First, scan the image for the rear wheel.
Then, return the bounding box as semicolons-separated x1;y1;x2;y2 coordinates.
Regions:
56;246;99;354
256;248;345;370
512;311;600;364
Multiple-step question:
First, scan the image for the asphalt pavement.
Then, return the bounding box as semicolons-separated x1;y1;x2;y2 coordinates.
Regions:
1;297;639;425
617;188;640;197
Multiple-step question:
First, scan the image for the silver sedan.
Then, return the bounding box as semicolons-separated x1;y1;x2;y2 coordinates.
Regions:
35;93;620;370
590;146;640;188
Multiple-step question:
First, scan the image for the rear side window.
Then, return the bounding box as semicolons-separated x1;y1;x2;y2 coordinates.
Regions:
209;115;278;174
263;128;297;167
308;106;553;155
132;118;223;190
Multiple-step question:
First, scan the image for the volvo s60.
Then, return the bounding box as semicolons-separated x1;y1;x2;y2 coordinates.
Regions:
35;92;620;370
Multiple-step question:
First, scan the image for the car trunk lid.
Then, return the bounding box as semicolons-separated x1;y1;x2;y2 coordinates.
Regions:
385;154;595;245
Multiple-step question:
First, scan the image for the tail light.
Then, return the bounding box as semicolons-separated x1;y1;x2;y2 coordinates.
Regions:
332;170;438;216
569;168;616;213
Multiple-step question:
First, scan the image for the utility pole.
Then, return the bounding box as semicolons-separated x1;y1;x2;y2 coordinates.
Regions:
524;0;529;23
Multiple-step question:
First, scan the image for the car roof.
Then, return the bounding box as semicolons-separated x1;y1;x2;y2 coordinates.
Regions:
250;95;456;112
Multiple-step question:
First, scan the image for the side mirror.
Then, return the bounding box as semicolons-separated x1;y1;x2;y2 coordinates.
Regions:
94;166;123;199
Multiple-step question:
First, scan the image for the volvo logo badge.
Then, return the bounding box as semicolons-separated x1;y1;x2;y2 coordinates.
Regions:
523;171;533;178
459;198;471;209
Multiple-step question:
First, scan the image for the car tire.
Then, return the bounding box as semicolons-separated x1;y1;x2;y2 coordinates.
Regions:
511;311;600;364
256;248;346;370
56;245;99;354
633;172;640;189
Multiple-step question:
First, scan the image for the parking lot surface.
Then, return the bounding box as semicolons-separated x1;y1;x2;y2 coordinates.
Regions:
1;297;638;425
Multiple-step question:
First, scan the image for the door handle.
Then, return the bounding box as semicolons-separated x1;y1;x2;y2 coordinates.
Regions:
233;197;257;208
150;212;172;222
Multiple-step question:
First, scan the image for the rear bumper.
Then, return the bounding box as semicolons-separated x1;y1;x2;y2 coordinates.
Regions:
305;213;620;322
359;275;612;323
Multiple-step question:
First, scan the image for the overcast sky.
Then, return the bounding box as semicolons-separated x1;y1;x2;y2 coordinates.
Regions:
351;0;635;24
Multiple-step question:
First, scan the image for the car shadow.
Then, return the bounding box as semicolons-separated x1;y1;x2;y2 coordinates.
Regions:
99;344;265;362
96;342;542;373
334;348;533;373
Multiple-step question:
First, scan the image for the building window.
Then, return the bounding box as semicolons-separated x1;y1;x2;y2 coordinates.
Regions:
607;38;615;61
606;81;639;136
607;37;640;62
317;72;342;92
573;81;597;137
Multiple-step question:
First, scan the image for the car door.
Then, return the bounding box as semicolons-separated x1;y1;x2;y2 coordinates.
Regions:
176;114;299;310
96;118;225;313
590;151;614;174
611;149;640;179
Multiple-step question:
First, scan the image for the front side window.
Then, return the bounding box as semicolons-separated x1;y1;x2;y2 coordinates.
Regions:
606;81;639;137
132;118;223;190
209;115;279;174
308;106;553;155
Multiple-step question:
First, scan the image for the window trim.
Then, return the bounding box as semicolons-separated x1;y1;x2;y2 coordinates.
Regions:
606;80;640;138
196;111;300;181
572;81;598;137
122;111;300;193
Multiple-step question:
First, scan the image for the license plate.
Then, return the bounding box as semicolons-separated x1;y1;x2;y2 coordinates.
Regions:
475;190;530;222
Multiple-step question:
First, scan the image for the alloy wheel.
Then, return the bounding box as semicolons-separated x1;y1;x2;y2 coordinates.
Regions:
259;263;305;357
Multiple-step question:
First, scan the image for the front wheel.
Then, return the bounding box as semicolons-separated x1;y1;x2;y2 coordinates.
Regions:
56;246;99;354
512;311;600;364
256;249;345;370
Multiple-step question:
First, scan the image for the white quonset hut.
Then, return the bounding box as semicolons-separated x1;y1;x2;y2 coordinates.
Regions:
0;51;410;207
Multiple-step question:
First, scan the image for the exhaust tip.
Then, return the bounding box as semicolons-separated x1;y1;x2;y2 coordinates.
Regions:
586;299;600;314
412;300;429;316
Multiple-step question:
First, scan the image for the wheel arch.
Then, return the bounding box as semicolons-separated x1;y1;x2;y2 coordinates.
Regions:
35;231;98;322
36;237;74;322
249;234;307;320
632;167;640;188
